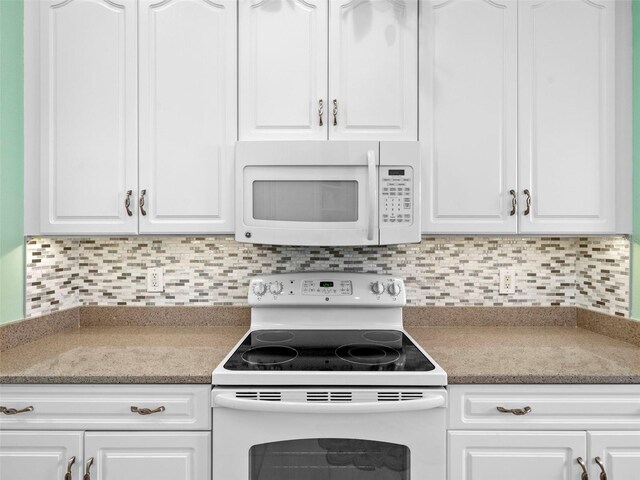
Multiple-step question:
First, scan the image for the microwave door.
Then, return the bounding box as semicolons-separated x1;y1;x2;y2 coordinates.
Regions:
239;163;379;246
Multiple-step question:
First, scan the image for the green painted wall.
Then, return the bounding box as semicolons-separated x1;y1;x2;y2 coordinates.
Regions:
0;0;24;324
633;1;640;318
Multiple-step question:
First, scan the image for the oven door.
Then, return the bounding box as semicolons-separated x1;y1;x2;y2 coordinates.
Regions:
236;141;379;246
211;388;446;480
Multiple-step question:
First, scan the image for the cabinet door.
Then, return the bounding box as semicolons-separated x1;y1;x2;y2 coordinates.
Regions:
84;432;210;480
239;0;328;140
589;432;640;480
329;0;417;140
448;431;587;480
0;431;83;480
518;0;616;234
420;0;517;234
139;0;236;233
39;0;138;234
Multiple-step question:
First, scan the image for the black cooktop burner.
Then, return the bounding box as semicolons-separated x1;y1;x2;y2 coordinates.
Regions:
241;345;299;365
223;330;435;372
336;343;400;365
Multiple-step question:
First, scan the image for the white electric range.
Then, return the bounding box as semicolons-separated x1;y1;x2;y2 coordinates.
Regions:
211;273;447;480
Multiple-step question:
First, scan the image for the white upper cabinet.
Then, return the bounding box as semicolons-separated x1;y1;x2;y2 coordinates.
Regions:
39;0;138;234
329;0;418;140
238;0;328;140
420;0;517;233
139;0;236;233
518;0;616;234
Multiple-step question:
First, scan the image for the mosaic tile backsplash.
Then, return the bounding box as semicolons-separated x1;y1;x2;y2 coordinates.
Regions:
25;236;630;318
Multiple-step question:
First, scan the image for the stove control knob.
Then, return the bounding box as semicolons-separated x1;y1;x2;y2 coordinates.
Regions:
387;281;402;297
252;281;267;297
269;281;284;295
371;282;385;295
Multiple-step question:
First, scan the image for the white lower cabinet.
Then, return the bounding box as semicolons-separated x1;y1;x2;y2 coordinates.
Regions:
85;432;210;480
449;431;586;480
0;431;83;480
588;432;640;480
0;386;211;480
448;386;640;480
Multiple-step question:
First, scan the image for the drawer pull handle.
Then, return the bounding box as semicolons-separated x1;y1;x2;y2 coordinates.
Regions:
577;457;589;480
84;457;93;480
496;406;531;416
595;457;607;480
131;405;166;415
65;456;76;480
0;406;34;415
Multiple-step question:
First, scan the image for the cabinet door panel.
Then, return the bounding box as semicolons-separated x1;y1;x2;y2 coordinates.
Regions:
39;0;137;234
588;432;640;480
85;432;210;480
329;0;417;140
239;0;328;140
449;431;587;480
420;0;517;233
518;0;616;233
139;0;236;233
0;431;83;480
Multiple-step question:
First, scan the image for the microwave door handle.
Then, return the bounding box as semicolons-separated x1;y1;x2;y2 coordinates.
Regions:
367;150;377;242
213;394;445;414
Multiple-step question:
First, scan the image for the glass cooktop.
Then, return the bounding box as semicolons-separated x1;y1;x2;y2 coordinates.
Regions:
223;330;435;372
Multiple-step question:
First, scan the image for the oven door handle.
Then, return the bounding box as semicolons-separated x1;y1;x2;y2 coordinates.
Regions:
367;150;377;242
213;394;445;414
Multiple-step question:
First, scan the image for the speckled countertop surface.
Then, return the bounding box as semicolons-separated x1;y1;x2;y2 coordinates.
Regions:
2;323;640;384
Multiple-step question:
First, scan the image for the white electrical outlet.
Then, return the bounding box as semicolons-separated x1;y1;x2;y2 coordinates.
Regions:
499;269;515;294
147;267;164;293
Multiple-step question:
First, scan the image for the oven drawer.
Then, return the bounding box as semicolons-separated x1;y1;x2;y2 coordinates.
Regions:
449;385;640;430
0;385;210;430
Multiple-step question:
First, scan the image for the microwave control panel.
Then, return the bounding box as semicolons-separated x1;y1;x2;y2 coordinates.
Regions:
380;167;413;225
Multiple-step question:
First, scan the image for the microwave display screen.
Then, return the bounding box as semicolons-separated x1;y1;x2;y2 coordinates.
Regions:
388;169;405;176
253;181;358;222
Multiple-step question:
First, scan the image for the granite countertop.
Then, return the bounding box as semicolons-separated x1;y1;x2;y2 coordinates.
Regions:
2;323;640;384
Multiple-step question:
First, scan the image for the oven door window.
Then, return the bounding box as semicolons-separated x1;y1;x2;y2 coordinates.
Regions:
252;180;359;222
249;438;410;479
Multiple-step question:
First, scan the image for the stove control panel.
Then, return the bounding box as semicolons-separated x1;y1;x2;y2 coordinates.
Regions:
302;280;352;296
248;273;406;306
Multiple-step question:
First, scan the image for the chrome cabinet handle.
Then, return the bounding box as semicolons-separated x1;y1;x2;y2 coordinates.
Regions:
595;457;607;480
496;406;531;416
64;456;76;480
139;189;147;216
318;99;324;127
333;99;338;126
577;457;589;480
523;189;531;216
84;458;94;480
509;189;517;216
124;190;133;217
0;405;34;415
131;405;165;415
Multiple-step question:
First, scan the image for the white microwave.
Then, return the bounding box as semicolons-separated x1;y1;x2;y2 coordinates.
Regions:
235;141;420;246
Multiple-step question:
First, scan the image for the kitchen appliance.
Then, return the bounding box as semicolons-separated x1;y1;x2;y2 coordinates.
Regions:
212;272;447;480
235;141;420;246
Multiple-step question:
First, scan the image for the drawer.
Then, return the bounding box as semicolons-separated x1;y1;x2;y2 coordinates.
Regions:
0;385;211;430
449;385;640;431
